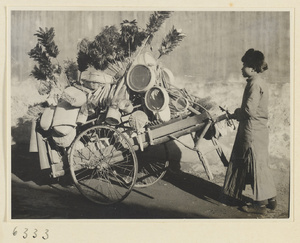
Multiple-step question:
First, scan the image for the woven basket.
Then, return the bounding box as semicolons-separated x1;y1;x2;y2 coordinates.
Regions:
81;79;104;90
81;70;114;90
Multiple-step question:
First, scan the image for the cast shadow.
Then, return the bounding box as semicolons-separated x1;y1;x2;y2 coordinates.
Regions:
160;141;251;207
163;171;251;207
11;118;73;187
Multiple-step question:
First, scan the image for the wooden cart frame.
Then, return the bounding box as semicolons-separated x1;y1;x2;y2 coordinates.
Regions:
39;108;231;205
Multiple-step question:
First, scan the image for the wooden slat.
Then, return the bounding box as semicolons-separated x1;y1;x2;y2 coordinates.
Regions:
150;113;209;139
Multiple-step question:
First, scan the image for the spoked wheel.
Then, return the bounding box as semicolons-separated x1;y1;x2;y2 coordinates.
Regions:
69;125;138;205
134;153;169;188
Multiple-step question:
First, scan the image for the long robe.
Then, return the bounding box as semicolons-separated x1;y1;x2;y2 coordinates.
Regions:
223;75;276;202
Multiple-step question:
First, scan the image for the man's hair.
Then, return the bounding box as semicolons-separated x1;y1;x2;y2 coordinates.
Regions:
241;48;268;73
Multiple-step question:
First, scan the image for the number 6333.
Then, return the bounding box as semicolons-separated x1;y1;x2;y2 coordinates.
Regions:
13;226;49;240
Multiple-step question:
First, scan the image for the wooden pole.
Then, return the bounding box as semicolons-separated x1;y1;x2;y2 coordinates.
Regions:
194;120;214;180
196;150;214;180
36;131;51;170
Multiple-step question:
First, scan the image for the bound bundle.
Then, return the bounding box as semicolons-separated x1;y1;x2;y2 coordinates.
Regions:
88;83;111;109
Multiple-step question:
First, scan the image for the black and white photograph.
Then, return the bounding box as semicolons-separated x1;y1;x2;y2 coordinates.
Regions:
9;10;291;219
2;2;298;242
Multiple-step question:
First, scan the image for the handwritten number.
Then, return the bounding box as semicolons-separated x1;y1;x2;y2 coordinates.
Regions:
12;227;49;239
33;228;38;238
12;226;18;236
42;229;49;240
23;228;28;239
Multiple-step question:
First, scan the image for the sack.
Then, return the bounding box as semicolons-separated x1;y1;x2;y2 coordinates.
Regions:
52;100;80;128
61;86;87;107
53;125;74;137
52;128;76;148
40;106;55;131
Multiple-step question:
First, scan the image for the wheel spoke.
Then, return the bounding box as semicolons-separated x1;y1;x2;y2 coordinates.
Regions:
107;168;129;188
135;159;168;188
75;168;89;177
69;125;137;205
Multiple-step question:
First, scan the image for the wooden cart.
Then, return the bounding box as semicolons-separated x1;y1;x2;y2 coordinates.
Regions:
54;108;232;205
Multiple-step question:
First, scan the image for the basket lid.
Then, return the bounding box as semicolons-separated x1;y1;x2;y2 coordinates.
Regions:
81;69;114;83
161;68;175;87
128;110;149;131
127;64;155;93
145;86;170;112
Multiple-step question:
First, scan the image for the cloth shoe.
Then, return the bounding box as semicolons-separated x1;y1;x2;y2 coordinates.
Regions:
267;199;277;210
241;205;267;214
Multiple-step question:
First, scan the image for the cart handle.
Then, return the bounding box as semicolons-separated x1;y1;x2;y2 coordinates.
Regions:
214;106;236;130
212;113;228;124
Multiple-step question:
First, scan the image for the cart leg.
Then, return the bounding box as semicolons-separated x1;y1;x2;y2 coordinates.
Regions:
196;150;214;180
211;137;229;167
193;120;214;180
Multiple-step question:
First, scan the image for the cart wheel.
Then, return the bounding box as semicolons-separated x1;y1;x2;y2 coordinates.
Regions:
69;125;138;205
134;155;169;188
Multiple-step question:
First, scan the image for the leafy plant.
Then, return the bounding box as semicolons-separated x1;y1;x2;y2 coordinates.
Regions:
145;11;172;44
28;27;61;94
158;26;186;59
120;19;147;56
63;59;78;83
74;11;184;83
88;25;122;70
34;27;59;58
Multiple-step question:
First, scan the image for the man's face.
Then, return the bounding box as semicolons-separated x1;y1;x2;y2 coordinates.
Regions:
241;63;254;78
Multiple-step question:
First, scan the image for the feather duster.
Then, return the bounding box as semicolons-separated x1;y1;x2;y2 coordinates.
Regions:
158;26;186;59
120;19;147;56
77;38;91;75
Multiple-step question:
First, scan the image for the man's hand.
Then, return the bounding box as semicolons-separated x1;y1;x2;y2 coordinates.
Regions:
227;112;236;120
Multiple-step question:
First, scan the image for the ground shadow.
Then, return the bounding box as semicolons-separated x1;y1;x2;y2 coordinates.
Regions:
11;142;73;187
11;179;208;219
11;118;32;144
160;140;252;207
11;117;74;186
163;171;252;207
